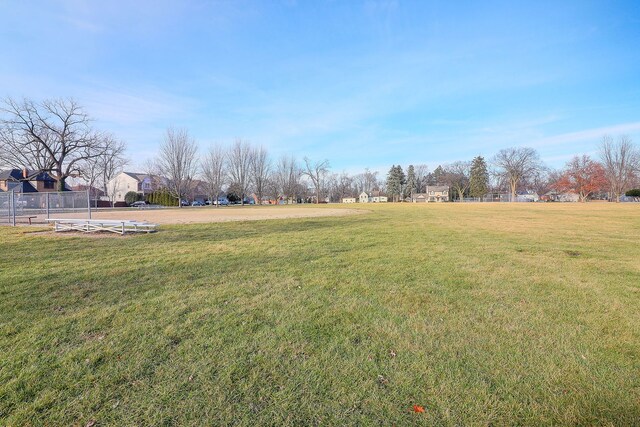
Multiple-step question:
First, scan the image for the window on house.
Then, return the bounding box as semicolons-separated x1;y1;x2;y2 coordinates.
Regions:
44;181;54;189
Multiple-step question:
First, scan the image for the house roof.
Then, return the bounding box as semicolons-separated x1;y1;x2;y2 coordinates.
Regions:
26;171;56;182
426;185;449;192
7;181;38;193
0;169;57;183
71;184;105;195
0;169;24;181
122;172;150;182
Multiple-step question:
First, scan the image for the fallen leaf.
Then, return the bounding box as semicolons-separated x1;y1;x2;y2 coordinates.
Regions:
377;374;388;386
85;420;96;427
413;405;425;413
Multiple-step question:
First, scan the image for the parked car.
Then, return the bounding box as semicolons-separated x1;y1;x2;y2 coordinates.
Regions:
212;199;229;206
180;199;190;206
130;200;147;207
191;200;205;206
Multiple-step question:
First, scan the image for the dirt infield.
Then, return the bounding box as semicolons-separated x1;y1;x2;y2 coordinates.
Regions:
65;206;365;225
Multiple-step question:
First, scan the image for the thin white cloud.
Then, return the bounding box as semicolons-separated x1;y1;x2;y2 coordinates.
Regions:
528;122;640;148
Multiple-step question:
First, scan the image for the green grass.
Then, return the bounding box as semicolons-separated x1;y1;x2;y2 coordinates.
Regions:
1;203;639;426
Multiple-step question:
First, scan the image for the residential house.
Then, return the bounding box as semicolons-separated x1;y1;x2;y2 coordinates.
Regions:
187;179;209;203
342;197;356;203
411;193;428;202
542;190;579;202
424;186;450;202
107;172;160;202
71;184;105;200
0;168;61;193
359;191;388;203
516;191;540;202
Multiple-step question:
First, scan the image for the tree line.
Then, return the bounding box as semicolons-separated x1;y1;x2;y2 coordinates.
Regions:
1;97;639;203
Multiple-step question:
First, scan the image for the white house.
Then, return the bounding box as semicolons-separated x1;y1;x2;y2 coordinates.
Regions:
342;197;356;203
424;186;450;202
359;191;387;203
370;195;388;203
107;172;159;202
516;191;540;202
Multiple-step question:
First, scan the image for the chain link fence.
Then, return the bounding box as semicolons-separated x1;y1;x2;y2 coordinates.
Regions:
0;190;91;225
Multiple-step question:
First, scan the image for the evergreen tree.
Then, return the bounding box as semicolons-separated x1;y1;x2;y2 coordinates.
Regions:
405;165;416;199
432;165;445;185
386;165;400;202
469;156;489;200
396;165;406;202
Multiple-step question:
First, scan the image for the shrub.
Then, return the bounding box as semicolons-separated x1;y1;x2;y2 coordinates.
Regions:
147;190;178;206
625;189;640;197
125;191;141;205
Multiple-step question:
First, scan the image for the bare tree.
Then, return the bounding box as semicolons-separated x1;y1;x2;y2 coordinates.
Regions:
414;164;429;193
334;172;354;201
0;97;109;190
443;161;471;202
80;135;127;207
227;139;253;205
156;127;199;207
599;135;640;202
302;157;330;204
266;173;281;204
98;138;128;201
201;144;226;207
493;147;544;202
251;146;271;205
275;155;301;203
523;167;552;199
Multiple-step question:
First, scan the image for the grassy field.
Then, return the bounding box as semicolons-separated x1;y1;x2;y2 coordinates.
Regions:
1;203;639;426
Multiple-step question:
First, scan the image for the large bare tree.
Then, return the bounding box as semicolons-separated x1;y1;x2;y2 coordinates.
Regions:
226;139;253;205
332;172;354;201
80;134;127;207
275;155;301;203
443;161;471;202
414;164;429;193
250;146;271;205
302;157;330;204
155;127;199;207
599;135;640;202
0;97;108;190
201;144;226;207
493;147;544;202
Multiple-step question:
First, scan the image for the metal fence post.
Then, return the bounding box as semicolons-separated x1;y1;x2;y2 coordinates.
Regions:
46;192;50;219
87;189;92;219
11;190;16;226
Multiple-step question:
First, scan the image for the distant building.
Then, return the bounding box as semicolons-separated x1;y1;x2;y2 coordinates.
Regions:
342;197;356;203
71;184;105;199
424;186;449;202
516;191;540;202
107;172;161;202
359;191;387;203
411;193;428;203
0;168;62;193
542;190;579;202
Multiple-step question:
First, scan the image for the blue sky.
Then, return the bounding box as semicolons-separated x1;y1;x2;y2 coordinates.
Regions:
1;0;639;173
